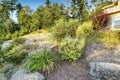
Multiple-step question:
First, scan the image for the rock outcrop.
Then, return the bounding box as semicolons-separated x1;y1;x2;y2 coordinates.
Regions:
10;69;45;80
90;62;120;80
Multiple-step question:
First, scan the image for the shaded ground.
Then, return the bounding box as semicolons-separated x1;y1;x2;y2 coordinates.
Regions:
47;57;92;80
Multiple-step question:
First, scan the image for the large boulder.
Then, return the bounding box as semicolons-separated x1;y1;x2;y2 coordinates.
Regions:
90;62;120;80
10;69;45;80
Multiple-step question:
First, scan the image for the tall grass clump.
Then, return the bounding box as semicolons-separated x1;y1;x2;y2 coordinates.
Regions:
23;49;59;74
95;30;120;44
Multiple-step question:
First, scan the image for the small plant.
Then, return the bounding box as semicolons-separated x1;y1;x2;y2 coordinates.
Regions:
23;49;59;74
76;21;94;38
59;36;86;62
92;12;109;30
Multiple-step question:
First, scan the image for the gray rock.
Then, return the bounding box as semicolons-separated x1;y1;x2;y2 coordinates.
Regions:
90;62;120;80
10;69;45;80
1;40;12;49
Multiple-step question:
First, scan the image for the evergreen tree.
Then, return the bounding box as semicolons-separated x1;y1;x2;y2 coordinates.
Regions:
31;5;44;29
18;6;32;33
45;0;51;7
52;3;61;21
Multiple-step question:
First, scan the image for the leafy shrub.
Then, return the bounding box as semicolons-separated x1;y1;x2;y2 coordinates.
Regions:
76;21;94;38
12;31;19;38
23;49;59;74
5;33;12;40
52;19;79;42
59;36;86;62
92;12;109;30
4;45;28;64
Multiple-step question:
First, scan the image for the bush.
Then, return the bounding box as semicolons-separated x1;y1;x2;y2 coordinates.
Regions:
23;49;59;74
92;12;109;30
76;21;94;38
59;36;86;62
12;31;19;38
4;45;28;64
5;33;12;40
52;19;79;42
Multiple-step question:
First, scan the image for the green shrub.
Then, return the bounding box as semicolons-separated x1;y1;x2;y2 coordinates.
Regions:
52;19;79;42
12;31;19;38
4;45;28;64
23;49;59;74
76;21;94;38
59;36;86;62
5;33;12;40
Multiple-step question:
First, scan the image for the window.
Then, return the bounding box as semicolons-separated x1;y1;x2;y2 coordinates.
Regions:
112;16;120;29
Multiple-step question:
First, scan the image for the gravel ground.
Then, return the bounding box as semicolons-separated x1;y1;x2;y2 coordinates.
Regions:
47;57;92;80
85;43;120;64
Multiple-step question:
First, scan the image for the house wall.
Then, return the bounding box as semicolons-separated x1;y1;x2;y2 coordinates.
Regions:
104;0;120;30
107;12;120;30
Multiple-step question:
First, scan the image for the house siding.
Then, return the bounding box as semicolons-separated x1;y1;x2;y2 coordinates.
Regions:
103;0;120;30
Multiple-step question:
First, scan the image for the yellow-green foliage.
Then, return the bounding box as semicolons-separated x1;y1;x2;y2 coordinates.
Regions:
96;30;120;44
59;36;86;62
76;21;94;38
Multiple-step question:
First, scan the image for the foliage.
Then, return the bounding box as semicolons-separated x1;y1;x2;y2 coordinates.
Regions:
76;21;94;38
92;1;112;13
59;36;86;62
3;45;28;64
95;30;120;44
92;12;109;30
18;6;32;34
0;38;27;64
1;65;16;79
23;49;58;74
52;19;79;42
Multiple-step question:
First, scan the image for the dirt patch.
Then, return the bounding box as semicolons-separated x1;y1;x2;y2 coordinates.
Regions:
47;57;92;80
